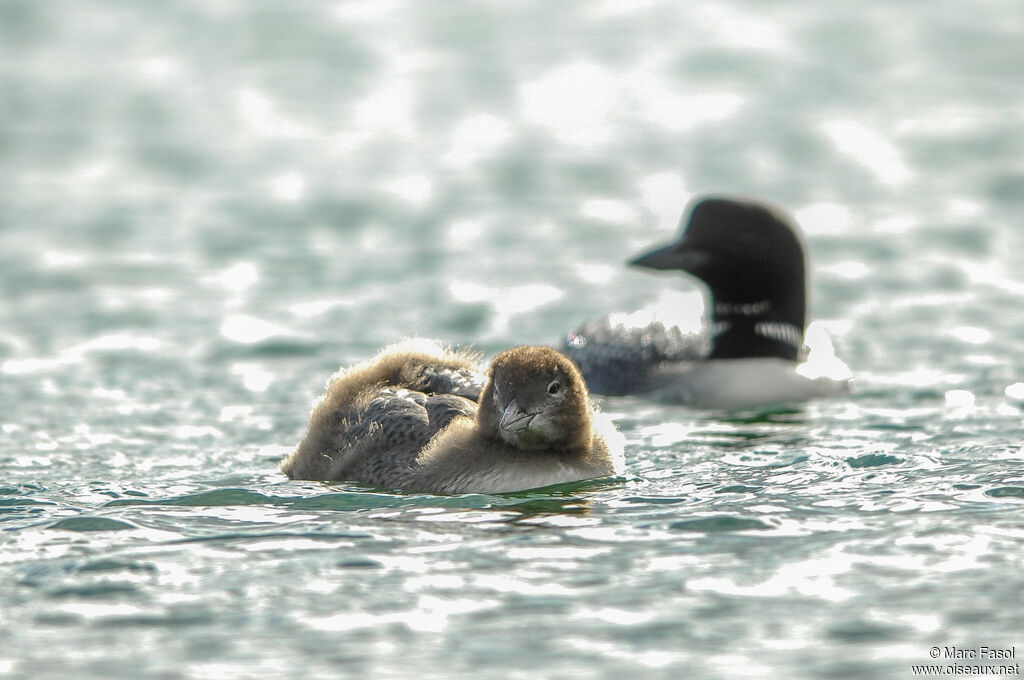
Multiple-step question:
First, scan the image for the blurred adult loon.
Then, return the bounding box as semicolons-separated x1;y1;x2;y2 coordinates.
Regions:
563;195;851;409
282;340;624;493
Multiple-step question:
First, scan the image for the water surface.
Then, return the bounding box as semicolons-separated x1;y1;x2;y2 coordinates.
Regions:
2;1;1023;678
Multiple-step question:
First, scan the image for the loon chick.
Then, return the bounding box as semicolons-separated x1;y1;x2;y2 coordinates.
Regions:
564;195;851;409
281;341;624;493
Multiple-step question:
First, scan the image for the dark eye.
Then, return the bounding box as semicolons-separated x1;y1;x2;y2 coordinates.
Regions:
547;380;562;395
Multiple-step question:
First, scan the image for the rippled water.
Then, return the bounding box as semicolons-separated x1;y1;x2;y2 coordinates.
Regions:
2;1;1023;678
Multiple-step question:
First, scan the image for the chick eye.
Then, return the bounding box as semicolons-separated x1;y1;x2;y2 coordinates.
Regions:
547;380;562;395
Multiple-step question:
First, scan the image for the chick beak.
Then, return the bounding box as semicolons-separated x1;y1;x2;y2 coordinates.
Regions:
499;399;533;433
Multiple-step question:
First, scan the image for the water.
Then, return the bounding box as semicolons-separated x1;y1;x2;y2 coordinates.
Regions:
2;1;1023;678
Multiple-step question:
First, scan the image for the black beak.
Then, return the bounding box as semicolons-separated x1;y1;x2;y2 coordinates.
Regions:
629;242;710;273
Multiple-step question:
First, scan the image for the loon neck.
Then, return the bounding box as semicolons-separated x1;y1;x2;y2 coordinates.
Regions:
708;299;804;361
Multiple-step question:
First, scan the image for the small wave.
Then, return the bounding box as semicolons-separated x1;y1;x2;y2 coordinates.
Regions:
668;515;773;532
49;516;136;532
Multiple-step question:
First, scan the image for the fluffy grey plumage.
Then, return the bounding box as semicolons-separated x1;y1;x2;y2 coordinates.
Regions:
281;340;624;493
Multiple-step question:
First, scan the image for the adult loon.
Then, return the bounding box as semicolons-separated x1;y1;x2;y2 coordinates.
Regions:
282;340;624;493
563;196;851;409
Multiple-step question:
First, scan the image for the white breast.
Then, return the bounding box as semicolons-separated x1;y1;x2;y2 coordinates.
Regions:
648;357;851;409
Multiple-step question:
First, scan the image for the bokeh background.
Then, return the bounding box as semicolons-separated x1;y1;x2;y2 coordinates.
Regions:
1;1;1023;678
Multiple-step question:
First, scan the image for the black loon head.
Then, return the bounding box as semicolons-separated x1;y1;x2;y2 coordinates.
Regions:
630;196;807;361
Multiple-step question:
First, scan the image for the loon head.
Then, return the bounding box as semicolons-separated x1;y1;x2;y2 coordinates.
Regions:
630;196;807;361
477;346;592;451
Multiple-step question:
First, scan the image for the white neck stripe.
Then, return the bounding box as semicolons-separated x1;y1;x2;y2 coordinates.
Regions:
711;320;804;352
715;299;771;317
